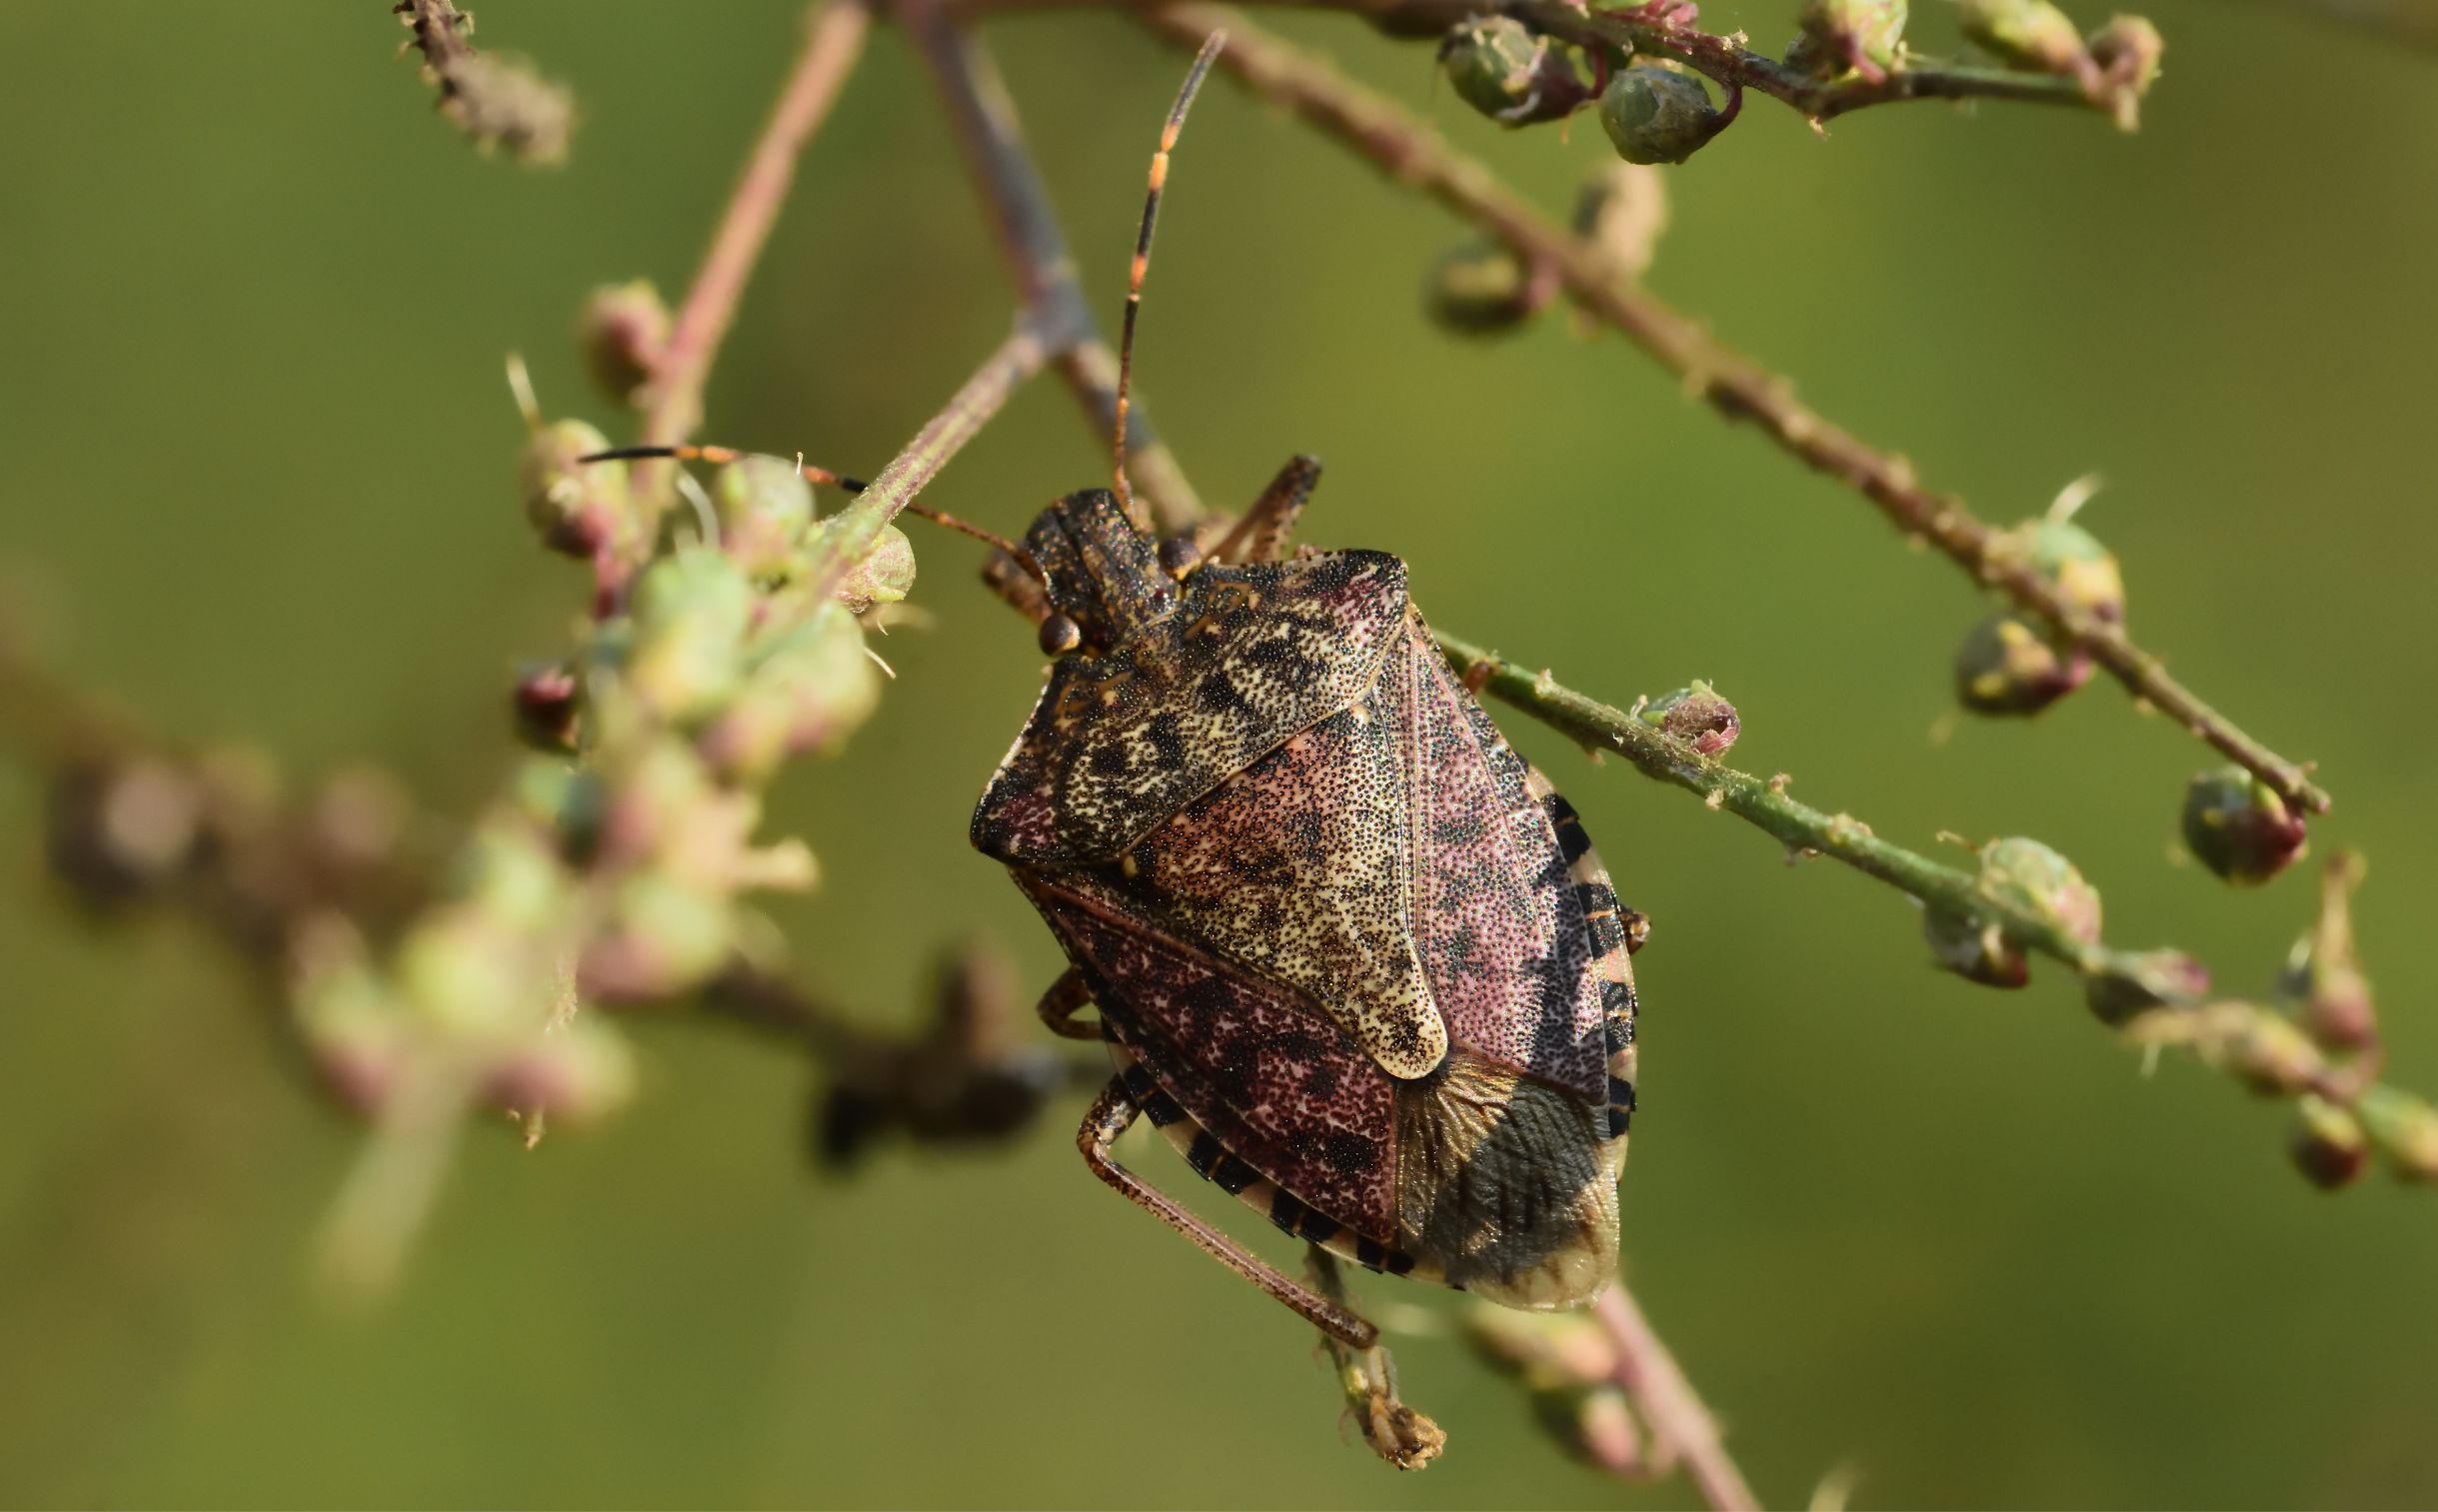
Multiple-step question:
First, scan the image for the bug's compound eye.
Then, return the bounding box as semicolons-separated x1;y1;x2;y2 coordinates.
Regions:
1039;613;1084;657
1157;535;1203;580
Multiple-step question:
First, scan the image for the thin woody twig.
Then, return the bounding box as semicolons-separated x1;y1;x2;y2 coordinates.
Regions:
1138;6;2329;817
1593;1285;1759;1512
895;0;1207;531
641;0;875;451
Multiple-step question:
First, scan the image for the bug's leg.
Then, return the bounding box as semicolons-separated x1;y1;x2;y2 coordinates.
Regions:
1034;968;1105;1041
983;546;1055;626
1211;455;1323;565
1077;1078;1379;1349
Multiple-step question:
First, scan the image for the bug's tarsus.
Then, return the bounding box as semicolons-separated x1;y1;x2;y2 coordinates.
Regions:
1111;32;1226;533
1077;1078;1380;1349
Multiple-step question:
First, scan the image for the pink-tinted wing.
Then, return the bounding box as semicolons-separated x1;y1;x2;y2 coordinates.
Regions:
1015;870;1399;1244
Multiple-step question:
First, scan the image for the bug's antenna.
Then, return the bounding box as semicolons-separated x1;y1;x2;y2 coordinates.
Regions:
1111;32;1225;532
581;445;1052;586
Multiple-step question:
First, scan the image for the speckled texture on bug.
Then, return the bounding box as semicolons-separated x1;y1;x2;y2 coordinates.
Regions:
978;487;1638;1308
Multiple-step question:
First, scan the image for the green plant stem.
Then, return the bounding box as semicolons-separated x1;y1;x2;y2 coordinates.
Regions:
895;0;1206;532
1135;5;2328;817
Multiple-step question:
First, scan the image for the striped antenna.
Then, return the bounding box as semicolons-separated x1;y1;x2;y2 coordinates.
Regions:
1111;32;1225;531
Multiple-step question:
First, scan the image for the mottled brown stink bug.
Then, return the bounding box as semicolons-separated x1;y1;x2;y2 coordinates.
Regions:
598;39;1644;1351
966;40;1643;1349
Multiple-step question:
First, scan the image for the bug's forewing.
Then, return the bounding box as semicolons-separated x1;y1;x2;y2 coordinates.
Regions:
1013;869;1401;1244
971;551;1409;867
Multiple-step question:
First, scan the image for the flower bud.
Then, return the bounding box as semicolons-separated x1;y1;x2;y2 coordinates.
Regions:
1953;613;2091;716
578;280;671;406
2355;1086;2438;1182
1958;0;2089;74
1794;0;1908;76
2290;1095;2369;1190
1978;835;2103;945
519;419;634;559
2087;14;2162;92
584;867;735;1001
625;547;757;723
2121;1001;2324;1095
1460;1305;1619;1387
1422;239;1537;336
2009;515;2126;624
2084;947;2207;1025
1924;909;2029;988
699;604;882;779
395;906;532;1036
800;517;919;614
715;454;817;580
44;758;204;908
1564;1385;1644;1478
2181;764;2308;886
1598;65;1727;166
2281;852;2375;1050
1638;681;1739;756
1439;18;1589;126
453;818;570;933
487;1014;637;1127
513;662;583;753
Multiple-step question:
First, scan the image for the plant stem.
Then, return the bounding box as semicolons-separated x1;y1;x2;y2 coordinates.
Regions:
1594;1285;1759;1512
1136;5;2329;816
895;0;1207;531
642;0;875;450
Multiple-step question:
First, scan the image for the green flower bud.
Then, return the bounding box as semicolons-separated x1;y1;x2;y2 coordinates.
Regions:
585;867;735;1001
1979;835;2103;945
625;547;757;722
700;604;883;779
1422;239;1537;336
1954;612;2090;716
1795;0;1908;76
1439;18;1589;126
519;419;634;559
2087;14;2162;92
2084;947;2208;1025
487;1014;638;1127
800;517;919;614
452;818;570;933
2281;852;2375;1050
296;954;409;1116
578;279;671;407
2120;1001;2325;1095
2290;1095;2369;1190
2354;1086;2438;1182
2181;764;2308;886
2003;515;2126;624
396;906;532;1035
1958;0;2088;74
715;454;817;580
511;757;605;864
1924;908;2029;988
1598;65;1727;166
1638;681;1740;755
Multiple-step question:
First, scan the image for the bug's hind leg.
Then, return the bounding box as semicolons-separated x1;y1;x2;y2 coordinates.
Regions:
1034;968;1105;1041
1212;455;1322;565
1078;1077;1379;1348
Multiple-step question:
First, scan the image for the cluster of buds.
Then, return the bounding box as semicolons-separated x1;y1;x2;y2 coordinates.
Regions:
2182;763;2308;887
1437;17;1595;126
1954;499;2124;718
1924;835;2101;988
1461;1307;1655;1478
1958;0;2162;122
1788;0;1908;80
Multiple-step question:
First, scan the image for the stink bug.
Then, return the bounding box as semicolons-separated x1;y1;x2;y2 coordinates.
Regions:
968;38;1643;1349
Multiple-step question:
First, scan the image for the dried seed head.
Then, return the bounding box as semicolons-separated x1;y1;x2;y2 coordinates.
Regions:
520;419;635;559
2182;763;2308;886
2290;1095;2370;1190
1795;0;1909;74
1597;65;1728;166
1638;681;1740;756
1439;18;1589;125
1958;0;2090;74
578;280;671;406
1422;239;1539;336
1953;612;2091;716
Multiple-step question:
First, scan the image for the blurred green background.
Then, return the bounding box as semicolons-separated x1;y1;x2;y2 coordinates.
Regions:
2;0;2434;1506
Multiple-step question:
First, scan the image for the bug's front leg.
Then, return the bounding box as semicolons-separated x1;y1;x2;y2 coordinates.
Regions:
1076;1077;1379;1349
1211;454;1322;565
1034;968;1105;1041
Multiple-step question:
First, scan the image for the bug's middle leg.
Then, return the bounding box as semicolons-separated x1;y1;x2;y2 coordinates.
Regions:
1211;454;1322;565
1077;1077;1379;1349
1034;968;1105;1041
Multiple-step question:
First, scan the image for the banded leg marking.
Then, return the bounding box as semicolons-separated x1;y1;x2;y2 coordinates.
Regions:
1077;1077;1379;1348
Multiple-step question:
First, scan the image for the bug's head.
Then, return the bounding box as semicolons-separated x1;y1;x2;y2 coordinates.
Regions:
1019;488;1201;657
